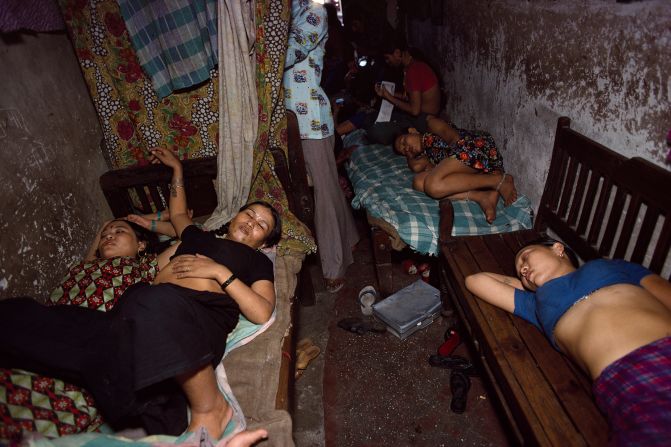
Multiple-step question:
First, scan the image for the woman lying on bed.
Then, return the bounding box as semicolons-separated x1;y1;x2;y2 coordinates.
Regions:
0;219;168;443
394;115;518;223
0;148;282;441
465;239;671;444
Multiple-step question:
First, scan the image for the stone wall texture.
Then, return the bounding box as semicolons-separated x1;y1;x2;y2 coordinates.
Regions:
0;33;107;300
408;0;670;210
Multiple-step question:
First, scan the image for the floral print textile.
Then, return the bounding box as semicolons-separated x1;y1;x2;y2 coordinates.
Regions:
58;0;219;169
59;0;315;255
421;129;504;173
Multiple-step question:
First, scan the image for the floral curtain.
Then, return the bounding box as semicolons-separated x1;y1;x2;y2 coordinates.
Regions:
59;0;315;255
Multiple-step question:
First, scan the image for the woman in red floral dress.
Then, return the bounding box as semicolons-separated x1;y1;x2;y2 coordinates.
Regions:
394;115;518;223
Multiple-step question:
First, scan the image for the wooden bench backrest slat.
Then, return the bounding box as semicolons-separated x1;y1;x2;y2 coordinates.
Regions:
598;187;628;257
556;156;579;219
612;193;643;260
586;177;612;248
610;157;671;278
575;168;601;236
650;219;671;277
566;163;590;229
100;157;219;218
629;206;658;265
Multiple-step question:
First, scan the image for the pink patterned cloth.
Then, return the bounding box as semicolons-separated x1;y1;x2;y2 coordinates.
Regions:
593;337;671;446
0;0;65;32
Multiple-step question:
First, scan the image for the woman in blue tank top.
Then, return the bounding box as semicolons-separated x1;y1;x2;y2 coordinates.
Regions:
466;238;671;445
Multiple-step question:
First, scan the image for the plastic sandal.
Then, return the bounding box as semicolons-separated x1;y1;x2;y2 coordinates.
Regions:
450;370;471;414
337;317;386;335
296;345;321;370
325;278;345;294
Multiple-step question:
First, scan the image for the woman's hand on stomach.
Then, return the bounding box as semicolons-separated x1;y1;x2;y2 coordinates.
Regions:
153;254;229;293
555;284;671;379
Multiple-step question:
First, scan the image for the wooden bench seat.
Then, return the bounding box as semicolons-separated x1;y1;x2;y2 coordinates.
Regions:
438;116;671;446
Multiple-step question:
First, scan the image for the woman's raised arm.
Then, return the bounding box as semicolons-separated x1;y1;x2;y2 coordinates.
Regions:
464;272;522;313
149;148;193;238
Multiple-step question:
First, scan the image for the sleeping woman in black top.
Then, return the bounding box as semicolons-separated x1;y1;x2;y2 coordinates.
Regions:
0;148;282;440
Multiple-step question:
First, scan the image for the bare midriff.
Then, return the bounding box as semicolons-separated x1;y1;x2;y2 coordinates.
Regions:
554;284;671;379
153;260;224;294
421;85;441;116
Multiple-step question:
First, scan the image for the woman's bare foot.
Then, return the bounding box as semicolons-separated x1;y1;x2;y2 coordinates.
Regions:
188;393;233;440
495;173;518;206
469;190;499;224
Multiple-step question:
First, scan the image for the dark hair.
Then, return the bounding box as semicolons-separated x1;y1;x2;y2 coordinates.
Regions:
380;34;407;56
106;219;161;255
213;201;283;247
517;237;580;268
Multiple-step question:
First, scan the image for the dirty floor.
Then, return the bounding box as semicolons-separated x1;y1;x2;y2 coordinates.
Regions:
292;214;511;446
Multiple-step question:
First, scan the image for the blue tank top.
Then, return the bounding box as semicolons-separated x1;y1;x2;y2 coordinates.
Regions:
514;258;652;349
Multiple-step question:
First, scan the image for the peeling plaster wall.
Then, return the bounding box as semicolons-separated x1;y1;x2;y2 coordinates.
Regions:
407;0;671;211
0;33;108;300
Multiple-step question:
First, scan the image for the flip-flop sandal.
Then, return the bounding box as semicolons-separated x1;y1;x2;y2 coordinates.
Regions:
297;337;314;353
358;285;378;316
428;354;479;376
449;370;471;414
428;354;471;370
337;317;386;335
296;344;321;370
325;278;345;294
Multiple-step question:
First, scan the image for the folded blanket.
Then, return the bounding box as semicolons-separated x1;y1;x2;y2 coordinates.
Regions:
344;130;533;255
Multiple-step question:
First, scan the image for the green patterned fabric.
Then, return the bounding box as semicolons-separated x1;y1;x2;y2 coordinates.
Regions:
0;369;103;442
116;0;218;98
344;130;533;255
0;256;159;444
48;255;158;311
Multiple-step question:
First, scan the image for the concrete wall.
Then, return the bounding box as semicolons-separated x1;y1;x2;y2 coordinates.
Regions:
0;32;108;300
407;0;671;210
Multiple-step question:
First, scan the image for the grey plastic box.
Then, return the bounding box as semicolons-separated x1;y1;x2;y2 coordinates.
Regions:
372;280;442;340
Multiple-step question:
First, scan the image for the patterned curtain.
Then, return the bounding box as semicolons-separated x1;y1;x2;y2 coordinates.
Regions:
59;0;315;255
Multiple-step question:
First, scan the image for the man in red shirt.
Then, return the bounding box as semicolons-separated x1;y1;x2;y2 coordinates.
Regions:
365;39;442;145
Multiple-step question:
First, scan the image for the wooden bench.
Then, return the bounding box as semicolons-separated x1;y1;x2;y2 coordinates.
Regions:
438;116;671;446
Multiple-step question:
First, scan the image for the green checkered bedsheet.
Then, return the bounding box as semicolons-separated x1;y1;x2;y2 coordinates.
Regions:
344;130;533;255
117;0;218;98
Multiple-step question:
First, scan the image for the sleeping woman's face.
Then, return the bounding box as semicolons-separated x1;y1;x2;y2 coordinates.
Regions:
98;220;146;259
394;131;422;157
515;243;569;291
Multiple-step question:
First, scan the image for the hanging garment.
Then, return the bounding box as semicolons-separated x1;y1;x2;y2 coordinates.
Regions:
116;0;218;99
205;0;258;229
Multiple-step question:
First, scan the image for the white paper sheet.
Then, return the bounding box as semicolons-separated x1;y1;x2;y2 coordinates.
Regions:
375;81;396;123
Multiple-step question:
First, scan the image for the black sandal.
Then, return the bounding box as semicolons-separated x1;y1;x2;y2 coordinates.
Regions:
428;354;478;376
337;317;386;335
449;370;471;414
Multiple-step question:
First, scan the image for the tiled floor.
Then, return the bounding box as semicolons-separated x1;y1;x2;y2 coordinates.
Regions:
293;215;511;446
